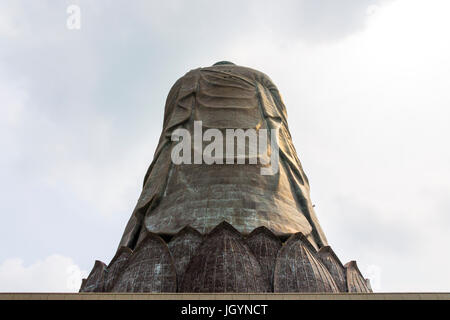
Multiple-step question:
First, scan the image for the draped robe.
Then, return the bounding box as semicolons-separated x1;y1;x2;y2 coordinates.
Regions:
118;63;328;250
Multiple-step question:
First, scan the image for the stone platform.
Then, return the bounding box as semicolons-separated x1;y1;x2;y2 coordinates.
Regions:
1;293;449;300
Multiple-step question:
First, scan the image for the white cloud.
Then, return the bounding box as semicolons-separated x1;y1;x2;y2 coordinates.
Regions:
0;255;88;292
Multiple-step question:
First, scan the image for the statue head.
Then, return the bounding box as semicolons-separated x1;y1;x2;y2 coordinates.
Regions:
212;61;235;66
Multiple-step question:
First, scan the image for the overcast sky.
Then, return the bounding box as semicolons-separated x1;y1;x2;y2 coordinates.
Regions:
1;0;449;292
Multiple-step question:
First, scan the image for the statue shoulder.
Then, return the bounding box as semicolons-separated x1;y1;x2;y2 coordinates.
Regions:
240;66;278;90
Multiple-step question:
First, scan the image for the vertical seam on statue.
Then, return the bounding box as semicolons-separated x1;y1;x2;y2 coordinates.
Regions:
315;249;325;291
245;241;255;291
299;244;308;292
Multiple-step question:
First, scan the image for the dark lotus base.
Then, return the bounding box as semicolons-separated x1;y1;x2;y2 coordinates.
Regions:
80;222;372;293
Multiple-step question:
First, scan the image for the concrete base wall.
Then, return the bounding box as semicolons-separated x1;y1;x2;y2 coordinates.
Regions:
1;293;449;300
